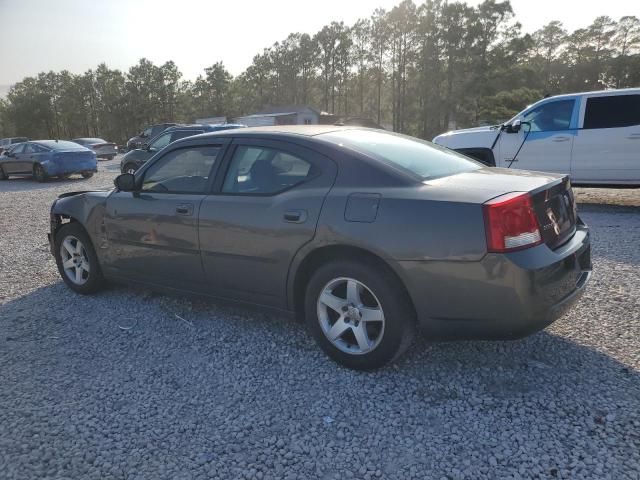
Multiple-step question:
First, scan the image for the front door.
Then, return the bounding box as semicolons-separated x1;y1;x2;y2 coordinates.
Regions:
497;98;577;176
4;143;27;173
198;139;337;308
103;144;225;290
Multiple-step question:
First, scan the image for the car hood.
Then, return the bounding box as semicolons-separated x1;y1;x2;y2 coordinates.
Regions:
432;125;501;150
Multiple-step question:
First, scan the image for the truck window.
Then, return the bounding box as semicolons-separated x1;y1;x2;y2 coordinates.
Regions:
583;95;640;129
522;100;575;132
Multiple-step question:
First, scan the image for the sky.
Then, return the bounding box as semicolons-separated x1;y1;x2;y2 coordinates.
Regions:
0;0;636;92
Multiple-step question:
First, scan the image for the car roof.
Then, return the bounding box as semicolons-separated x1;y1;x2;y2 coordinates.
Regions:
192;125;357;139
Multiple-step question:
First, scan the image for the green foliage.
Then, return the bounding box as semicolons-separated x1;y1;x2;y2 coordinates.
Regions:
1;2;639;142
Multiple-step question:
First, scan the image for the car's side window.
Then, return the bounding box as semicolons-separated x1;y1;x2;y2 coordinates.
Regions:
522;100;575;132
171;130;202;142
149;132;171;151
141;146;221;194
10;144;25;154
143;127;153;137
583;95;640;129
222;145;315;195
24;144;36;154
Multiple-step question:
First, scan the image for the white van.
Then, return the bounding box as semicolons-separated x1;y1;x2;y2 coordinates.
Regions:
433;88;640;186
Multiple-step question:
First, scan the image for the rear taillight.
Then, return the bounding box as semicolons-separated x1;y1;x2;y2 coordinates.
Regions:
483;192;542;253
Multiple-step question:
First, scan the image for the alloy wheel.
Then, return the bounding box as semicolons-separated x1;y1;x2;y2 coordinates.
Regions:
316;277;385;355
60;235;90;285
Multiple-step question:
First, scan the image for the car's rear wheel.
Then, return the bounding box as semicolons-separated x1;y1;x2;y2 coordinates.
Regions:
33;164;47;182
305;260;415;370
54;223;104;294
123;163;137;174
0;166;7;180
82;172;94;179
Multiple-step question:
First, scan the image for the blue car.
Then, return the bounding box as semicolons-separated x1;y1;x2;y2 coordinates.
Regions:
0;140;98;182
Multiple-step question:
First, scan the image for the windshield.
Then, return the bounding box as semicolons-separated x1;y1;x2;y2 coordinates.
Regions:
321;129;481;180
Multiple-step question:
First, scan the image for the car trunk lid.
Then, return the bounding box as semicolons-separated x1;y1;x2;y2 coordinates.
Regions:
529;175;577;250
423;167;577;250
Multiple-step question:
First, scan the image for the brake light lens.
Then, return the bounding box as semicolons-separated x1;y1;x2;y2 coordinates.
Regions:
483;192;542;253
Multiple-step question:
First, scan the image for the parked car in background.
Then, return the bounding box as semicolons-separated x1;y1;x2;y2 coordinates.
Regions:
433;88;640;186
49;126;591;370
72;138;118;160
0;137;29;155
126;123;177;151
0;140;97;182
120;124;246;173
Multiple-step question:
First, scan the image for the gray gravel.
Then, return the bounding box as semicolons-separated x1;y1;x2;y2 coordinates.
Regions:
1;159;639;479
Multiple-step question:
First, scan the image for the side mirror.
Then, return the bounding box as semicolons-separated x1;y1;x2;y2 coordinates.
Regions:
506;119;522;133
114;173;136;192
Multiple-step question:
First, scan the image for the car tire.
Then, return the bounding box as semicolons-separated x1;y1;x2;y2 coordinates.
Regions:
122;163;137;175
82;172;94;179
304;259;415;370
0;166;7;180
33;164;47;182
54;222;105;294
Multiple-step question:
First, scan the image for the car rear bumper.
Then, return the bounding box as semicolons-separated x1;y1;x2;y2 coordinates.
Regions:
42;161;97;176
399;223;592;340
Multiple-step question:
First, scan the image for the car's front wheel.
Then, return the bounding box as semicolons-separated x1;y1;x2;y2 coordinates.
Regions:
305;260;415;370
82;172;94;179
33;164;47;182
54;223;104;294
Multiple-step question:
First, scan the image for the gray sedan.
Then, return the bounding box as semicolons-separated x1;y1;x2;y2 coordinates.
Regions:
47;126;591;370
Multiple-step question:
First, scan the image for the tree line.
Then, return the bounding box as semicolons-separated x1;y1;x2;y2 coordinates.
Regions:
1;0;639;144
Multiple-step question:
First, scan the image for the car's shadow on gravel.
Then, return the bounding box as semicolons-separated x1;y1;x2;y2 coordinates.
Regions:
2;281;637;407
1;282;638;478
0;176;91;193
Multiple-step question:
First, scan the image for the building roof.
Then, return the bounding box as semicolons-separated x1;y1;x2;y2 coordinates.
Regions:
236;112;298;119
254;105;321;116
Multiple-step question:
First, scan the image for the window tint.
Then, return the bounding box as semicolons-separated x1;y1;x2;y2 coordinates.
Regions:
143;127;153;137
149;132;171;151
170;130;202;142
141;146;220;194
222;146;314;194
9;143;25;154
584;95;640;129
522;100;575;132
24;144;38;154
37;140;86;151
321;130;481;180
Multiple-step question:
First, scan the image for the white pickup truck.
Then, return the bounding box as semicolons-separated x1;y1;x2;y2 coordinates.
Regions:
433;88;640;186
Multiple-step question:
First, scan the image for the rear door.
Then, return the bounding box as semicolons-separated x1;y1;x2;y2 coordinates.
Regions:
198;139;337;308
572;93;640;184
497;98;578;175
104;143;227;290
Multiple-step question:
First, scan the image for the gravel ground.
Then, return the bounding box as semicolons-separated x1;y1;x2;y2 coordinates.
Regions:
1;159;639;480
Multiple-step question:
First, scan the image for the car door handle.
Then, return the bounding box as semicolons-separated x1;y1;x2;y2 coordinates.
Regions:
175;203;194;216
552;136;570;142
627;133;640;140
283;209;307;223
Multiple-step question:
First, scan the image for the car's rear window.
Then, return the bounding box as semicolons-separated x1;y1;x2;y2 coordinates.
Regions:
321;129;481;180
37;140;87;151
